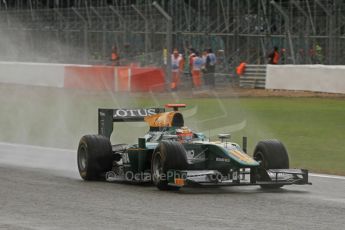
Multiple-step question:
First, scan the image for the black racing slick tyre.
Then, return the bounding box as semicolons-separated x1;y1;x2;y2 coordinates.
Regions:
253;139;289;189
77;135;113;181
151;141;189;191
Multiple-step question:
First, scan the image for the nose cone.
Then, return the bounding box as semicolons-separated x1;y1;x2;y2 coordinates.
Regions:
227;149;259;166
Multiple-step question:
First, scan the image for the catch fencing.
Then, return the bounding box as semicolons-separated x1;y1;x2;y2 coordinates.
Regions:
2;0;345;68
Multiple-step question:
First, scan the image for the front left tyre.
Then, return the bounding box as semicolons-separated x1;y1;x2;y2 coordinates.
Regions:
77;135;113;181
253;139;289;189
151;141;189;191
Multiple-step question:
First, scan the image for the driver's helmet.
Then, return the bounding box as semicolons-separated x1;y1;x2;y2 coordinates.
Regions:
176;126;193;142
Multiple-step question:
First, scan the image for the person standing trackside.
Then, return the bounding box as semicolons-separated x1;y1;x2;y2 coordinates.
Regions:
191;51;204;89
268;46;280;64
205;48;217;88
201;50;208;78
111;45;120;66
170;49;184;90
202;50;208;66
188;48;196;74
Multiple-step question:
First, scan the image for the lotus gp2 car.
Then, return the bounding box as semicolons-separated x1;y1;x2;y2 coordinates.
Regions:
77;104;311;190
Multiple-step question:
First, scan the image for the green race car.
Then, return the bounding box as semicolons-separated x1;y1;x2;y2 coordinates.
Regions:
77;104;311;190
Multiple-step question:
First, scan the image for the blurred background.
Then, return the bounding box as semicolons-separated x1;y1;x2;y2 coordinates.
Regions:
0;0;345;71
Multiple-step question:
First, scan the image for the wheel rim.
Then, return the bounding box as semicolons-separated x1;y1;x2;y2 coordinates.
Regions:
152;152;163;183
254;151;265;167
78;146;87;171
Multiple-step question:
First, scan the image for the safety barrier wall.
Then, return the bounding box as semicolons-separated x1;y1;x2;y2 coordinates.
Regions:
0;62;165;92
130;68;165;92
64;65;115;91
266;65;345;94
0;62;65;88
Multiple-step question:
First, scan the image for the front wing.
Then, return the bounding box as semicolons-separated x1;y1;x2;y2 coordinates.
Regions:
167;168;311;188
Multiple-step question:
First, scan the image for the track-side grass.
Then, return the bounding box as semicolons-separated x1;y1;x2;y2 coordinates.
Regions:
0;85;344;175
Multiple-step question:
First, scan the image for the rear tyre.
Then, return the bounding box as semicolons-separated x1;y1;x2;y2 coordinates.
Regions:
77;135;113;181
253;139;289;189
151;141;188;191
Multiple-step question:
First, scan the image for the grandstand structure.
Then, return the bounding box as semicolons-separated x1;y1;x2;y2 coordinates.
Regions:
0;0;345;70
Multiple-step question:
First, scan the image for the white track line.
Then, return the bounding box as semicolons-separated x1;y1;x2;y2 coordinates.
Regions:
0;142;74;153
309;173;345;180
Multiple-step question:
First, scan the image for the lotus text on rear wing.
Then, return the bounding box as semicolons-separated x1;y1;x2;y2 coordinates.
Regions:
113;108;159;118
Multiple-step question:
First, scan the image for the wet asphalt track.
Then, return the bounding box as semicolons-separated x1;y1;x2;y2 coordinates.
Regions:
0;142;345;230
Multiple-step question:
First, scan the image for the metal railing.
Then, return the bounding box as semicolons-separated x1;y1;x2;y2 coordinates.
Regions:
240;65;267;89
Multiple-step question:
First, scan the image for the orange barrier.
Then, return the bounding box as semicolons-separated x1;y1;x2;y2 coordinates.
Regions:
130;67;165;92
64;65;114;90
115;67;130;92
64;65;165;92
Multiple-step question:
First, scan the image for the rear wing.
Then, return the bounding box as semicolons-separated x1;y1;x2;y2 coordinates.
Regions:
98;108;165;138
